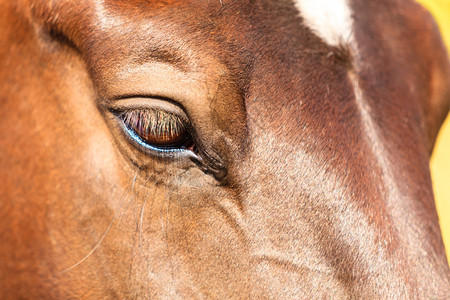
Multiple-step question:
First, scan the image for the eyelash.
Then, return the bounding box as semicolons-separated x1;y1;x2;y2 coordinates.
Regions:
118;109;194;153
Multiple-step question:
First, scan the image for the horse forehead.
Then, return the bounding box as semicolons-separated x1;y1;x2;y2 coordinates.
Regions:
37;0;349;120
34;0;357;40
35;0;340;57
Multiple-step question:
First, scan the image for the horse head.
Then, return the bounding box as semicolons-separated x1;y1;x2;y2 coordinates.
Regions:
1;0;449;298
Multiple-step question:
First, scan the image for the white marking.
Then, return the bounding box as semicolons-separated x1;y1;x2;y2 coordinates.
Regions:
93;0;124;31
294;0;354;47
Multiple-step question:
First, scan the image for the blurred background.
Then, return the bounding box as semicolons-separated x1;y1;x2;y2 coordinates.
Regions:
418;0;450;265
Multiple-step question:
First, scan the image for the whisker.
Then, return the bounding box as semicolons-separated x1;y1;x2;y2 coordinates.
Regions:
117;171;139;226
135;176;156;300
62;211;117;273
144;181;160;298
139;178;156;255
178;189;191;261
159;182;176;293
61;172;137;273
166;185;176;290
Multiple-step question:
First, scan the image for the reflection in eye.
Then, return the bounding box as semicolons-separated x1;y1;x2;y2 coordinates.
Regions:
120;109;194;151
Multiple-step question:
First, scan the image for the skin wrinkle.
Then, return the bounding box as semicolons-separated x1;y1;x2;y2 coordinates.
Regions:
239;130;402;297
1;0;449;298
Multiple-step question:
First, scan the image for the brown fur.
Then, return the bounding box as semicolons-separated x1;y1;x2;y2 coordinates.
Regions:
0;0;449;298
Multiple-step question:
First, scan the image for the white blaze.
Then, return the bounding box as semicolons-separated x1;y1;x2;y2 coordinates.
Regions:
294;0;355;47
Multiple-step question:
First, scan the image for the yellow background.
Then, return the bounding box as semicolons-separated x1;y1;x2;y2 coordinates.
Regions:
417;0;450;264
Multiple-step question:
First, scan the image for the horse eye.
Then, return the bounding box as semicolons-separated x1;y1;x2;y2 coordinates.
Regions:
119;109;194;151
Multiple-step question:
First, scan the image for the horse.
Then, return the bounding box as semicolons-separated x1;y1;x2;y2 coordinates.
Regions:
1;0;449;298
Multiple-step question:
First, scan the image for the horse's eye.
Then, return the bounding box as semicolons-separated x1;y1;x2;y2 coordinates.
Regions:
119;109;194;151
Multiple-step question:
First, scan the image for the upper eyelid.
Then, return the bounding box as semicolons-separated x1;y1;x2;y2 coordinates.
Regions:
107;97;189;119
120;109;187;137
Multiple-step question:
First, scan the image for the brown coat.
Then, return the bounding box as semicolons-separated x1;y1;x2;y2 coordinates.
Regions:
0;0;449;298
